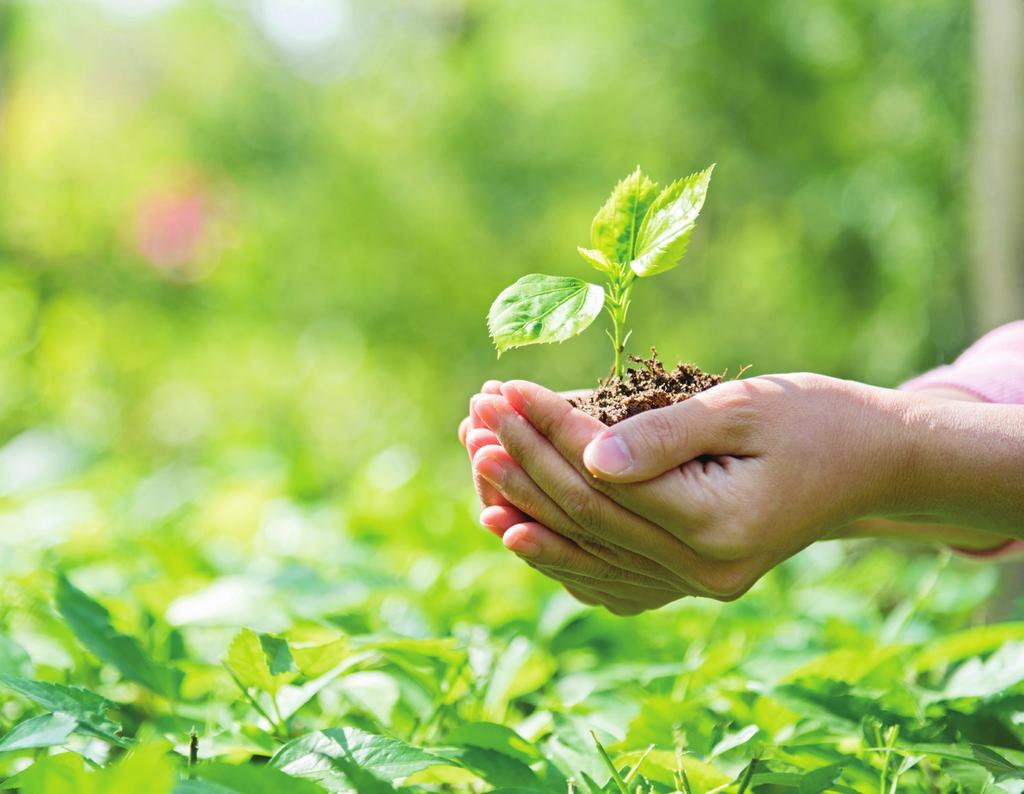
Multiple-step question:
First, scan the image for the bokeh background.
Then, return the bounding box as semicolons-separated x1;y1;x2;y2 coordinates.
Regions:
0;0;983;525
6;2;1024;786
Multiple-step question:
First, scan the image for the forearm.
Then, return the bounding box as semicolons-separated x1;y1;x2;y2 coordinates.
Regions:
892;396;1024;538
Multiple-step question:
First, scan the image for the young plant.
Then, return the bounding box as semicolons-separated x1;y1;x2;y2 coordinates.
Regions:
487;164;714;379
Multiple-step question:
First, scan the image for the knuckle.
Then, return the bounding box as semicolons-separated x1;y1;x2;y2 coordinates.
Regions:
637;409;685;459
557;484;601;528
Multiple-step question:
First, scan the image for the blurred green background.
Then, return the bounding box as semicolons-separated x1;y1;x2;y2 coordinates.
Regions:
0;1;990;610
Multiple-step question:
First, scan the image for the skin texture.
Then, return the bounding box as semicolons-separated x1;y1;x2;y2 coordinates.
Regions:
459;375;1024;615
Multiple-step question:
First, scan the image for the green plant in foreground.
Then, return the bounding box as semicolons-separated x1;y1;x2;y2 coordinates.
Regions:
488;164;714;378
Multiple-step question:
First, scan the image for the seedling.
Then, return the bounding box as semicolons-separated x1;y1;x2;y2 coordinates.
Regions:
488;165;714;380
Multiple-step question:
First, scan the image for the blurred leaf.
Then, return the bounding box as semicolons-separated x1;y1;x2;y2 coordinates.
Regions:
0;635;31;677
709;724;759;758
226;628;294;695
181;761;326;793
55;574;181;698
0;752;90;793
913;625;1024;672
270;727;448;788
258;633;296;676
0;676;125;745
0;712;77;752
487;275;604;353
942;642;1024;699
590;167;660;265
445;722;538;764
630;165;714;277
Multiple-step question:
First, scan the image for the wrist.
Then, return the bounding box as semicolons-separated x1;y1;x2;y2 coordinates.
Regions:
881;393;1024;536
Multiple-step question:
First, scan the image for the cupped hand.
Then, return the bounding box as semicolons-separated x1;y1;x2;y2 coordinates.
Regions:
460;383;677;614
468;374;907;610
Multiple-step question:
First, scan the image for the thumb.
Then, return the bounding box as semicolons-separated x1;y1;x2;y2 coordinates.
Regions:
582;390;742;482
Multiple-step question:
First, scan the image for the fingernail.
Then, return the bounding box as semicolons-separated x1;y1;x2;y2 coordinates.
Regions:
505;533;540;559
474;397;501;431
500;382;528;412
584;433;632;476
475;457;506;486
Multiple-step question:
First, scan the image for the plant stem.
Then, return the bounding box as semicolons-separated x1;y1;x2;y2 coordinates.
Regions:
605;267;635;379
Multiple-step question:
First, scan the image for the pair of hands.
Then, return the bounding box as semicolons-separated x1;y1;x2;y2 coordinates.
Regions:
458;373;909;615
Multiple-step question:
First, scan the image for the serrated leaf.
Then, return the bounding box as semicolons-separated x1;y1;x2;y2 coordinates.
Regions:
0;712;77;752
590;167;660;264
55;574;181;698
630;164;714;277
226;628;294;695
576;246;612;273
488;275;604;354
0;676;126;746
270;727;448;789
971;744;1024;781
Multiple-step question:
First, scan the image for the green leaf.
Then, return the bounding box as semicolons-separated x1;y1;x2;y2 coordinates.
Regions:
488;274;604;354
444;722;538;765
971;744;1024;781
941;641;1024;699
179;762;327;794
630;164;714;277
226;628;294;695
0;635;32;677
0;752;91;793
0;712;77;752
258;633;296;676
0;675;126;746
55;574;181;698
576;246;612;273
442;746;540;789
590;167;660;264
271;727;448;789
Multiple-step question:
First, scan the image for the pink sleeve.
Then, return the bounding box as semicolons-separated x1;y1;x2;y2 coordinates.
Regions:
900;320;1024;560
901;320;1024;404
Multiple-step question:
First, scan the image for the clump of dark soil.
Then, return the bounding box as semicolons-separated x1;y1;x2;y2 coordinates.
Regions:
571;349;724;425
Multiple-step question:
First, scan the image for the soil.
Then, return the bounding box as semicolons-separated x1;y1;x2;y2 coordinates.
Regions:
570;349;724;425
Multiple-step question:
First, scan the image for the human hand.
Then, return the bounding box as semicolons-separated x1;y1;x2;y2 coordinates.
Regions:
460;384;681;614
469;374;910;610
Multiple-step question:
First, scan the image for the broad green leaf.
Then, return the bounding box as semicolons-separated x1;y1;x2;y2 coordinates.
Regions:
55;574;181;698
0;752;91;793
709;724;759;758
0;675;126;745
180;762;326;794
590;167;660;264
616;749;729;790
226;628;295;695
271;727;448;789
291;638;348;678
912;624;1024;672
445;722;538;764
576;246;612;273
0;712;77;752
442;746;540;789
100;742;176;794
941;641;1024;700
488;275;604;354
630;164;714;277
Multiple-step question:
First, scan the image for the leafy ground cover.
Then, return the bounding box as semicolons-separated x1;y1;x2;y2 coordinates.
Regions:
2;498;1023;793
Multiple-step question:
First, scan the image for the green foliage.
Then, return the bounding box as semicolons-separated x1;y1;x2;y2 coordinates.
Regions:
0;1;1012;792
487;166;714;377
